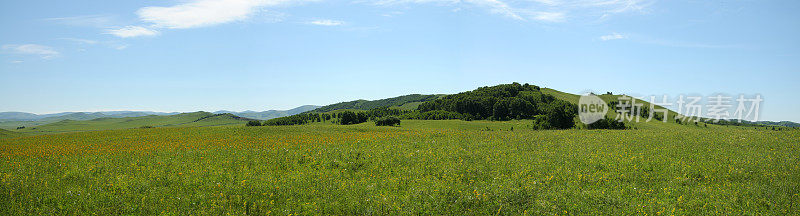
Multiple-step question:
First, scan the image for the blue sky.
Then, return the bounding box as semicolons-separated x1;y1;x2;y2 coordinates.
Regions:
1;0;798;121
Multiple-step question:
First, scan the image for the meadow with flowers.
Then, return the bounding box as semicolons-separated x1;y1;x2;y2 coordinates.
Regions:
1;120;798;215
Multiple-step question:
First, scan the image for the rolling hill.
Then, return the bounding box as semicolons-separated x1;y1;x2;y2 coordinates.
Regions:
0;106;320;130
310;94;442;112
753;120;800;127
0;128;22;139
0;111;178;121
14;112;253;135
265;83;789;131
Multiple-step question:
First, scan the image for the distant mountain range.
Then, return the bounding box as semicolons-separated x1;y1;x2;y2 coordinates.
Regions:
0;111;179;122
756;121;800;127
0;105;321;122
732;120;800;128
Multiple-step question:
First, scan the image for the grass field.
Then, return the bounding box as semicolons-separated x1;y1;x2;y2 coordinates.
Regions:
1;120;798;215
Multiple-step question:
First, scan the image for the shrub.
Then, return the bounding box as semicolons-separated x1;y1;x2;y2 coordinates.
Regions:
339;111;368;125
586;117;626;130
375;116;401;126
531;115;553;130
540;100;577;129
246;120;262;127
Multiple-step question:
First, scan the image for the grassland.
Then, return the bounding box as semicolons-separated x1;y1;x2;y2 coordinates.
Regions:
1;120;798;215
0;129;22;139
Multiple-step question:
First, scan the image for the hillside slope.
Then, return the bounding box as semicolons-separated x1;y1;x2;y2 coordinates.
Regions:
312;94;442;112
0;128;23;139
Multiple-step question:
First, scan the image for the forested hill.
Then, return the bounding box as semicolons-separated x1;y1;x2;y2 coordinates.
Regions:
310;94;442;112
416;82;581;129
263;83;590;129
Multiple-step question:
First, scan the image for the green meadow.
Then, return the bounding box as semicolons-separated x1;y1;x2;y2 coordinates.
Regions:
1;119;798;215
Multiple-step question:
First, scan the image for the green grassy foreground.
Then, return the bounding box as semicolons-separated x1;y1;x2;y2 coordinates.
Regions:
1;120;798;215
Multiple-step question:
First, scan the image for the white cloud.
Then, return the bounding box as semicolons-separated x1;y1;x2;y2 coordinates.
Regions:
106;26;160;38
580;0;652;14
112;44;130;50
640;37;740;49
60;38;131;51
527;11;566;22
374;0;523;20
59;38;99;44
2;44;60;59
374;0;460;5
381;11;405;17
465;0;523;20
308;19;346;26
549;0;653;19
600;32;626;41
530;0;559;6
44;15;117;28
136;0;294;29
371;0;653;22
10;60;24;64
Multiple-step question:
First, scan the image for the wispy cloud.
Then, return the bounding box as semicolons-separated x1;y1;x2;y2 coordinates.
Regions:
2;44;60;59
106;26;160;38
373;0;460;6
111;44;130;50
373;0;524;20
585;0;653;14
381;11;405;17
556;0;654;20
466;0;524;20
59;38;99;44
55;0;654;42
308;19;346;26
136;0;295;29
59;38;130;50
600;32;626;41
611;34;742;49
44;14;118;28
371;0;653;22
641;38;741;49
526;11;566;22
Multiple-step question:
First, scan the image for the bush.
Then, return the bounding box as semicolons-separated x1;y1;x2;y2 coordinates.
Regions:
246;120;262;127
339;111;368;125
375;116;401;126
586;117;626;130
541;100;577;129
529;101;578;130
531;115;553;130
